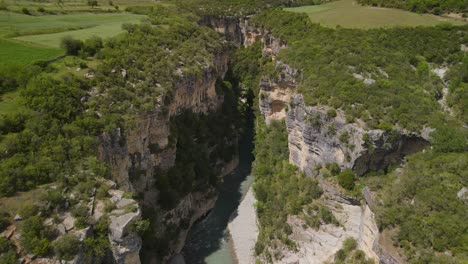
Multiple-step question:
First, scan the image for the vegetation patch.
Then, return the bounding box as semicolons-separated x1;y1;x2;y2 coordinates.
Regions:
252;120;323;261
358;0;467;15
9;13;144;47
285;0;465;28
0;39;62;65
252;8;467;139
368;151;468;263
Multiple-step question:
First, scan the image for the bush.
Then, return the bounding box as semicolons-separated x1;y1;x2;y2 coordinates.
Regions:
0;0;8;10
334;249;346;262
83;36;103;56
22;7;30;15
0;212;10;232
37;7;46;12
339;131;350;144
337;169;355;190
21;216;51;256
327;108;337;118
343;237;357;253
53;234;80;260
61;36;83;56
20;204;39;219
87;0;98;8
326;162;341;175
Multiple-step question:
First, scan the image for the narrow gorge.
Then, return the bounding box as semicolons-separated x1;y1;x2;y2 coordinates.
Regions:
1;2;465;264
103;15;435;263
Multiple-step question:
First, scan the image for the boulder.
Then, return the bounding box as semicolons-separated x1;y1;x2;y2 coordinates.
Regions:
109;211;139;241
457;187;467;202
116;198;136;209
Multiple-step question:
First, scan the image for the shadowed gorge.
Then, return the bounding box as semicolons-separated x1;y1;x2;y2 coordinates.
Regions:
0;1;466;264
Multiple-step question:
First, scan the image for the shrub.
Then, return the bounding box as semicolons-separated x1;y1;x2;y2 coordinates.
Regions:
343;237;357;253
71;205;88;218
0;237;16;263
74;217;87;229
339;131;350;144
19;204;39;219
87;0;98;8
22;7;30;15
327;162;341;176
334;249;346;261
0;212;10;232
337;169;355;190
0;0;7;10
21;216;51;256
327;108;337;118
37;7;46;12
61;36;83;56
83;36;103;56
53;234;80;260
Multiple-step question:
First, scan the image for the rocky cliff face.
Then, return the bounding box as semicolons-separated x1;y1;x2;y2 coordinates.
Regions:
286;94;429;176
231;18;428;263
97;50;237;262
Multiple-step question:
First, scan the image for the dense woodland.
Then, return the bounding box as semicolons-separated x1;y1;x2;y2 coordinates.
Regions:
369;151;468;263
245;7;468;263
358;0;468;14
252;9;467;144
0;5;243;262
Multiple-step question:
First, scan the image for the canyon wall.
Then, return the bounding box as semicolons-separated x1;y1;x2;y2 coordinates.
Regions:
97;50;239;262
226;17;422;263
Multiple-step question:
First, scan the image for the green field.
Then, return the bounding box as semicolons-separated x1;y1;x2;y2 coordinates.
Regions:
1;0;171;14
16;14;142;47
0;39;62;65
0;11;141;37
285;0;466;28
0;10;145;65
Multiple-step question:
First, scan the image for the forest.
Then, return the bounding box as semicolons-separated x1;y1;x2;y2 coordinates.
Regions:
370;151;468;263
251;9;467;147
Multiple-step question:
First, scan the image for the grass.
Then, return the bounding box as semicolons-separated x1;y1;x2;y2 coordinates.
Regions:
16;14;142;47
2;0;172;14
0;11;145;37
0;184;48;215
285;0;466;28
0;38;62;65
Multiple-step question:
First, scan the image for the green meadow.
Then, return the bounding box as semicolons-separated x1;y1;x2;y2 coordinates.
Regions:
0;38;62;65
285;0;466;28
0;11;144;64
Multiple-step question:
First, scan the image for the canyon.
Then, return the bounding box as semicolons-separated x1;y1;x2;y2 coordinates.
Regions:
94;15;430;264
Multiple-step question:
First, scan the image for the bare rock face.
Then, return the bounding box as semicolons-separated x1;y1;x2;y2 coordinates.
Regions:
278;202;379;264
286;94;429;176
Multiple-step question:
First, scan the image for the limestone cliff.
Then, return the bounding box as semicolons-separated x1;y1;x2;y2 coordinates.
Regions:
233;18;426;263
97;50;239;262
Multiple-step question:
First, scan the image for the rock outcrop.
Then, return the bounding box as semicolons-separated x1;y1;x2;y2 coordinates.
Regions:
1;180;141;264
97;47;239;262
286;94;429;176
278;202;379;264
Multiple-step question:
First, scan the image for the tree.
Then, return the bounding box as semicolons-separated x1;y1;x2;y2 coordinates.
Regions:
20;216;51;256
337;169;355;190
87;0;98;8
61;36;83;56
83;36;103;56
53;234;80;260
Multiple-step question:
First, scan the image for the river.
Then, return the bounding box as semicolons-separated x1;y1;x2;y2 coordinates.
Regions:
181;107;255;264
